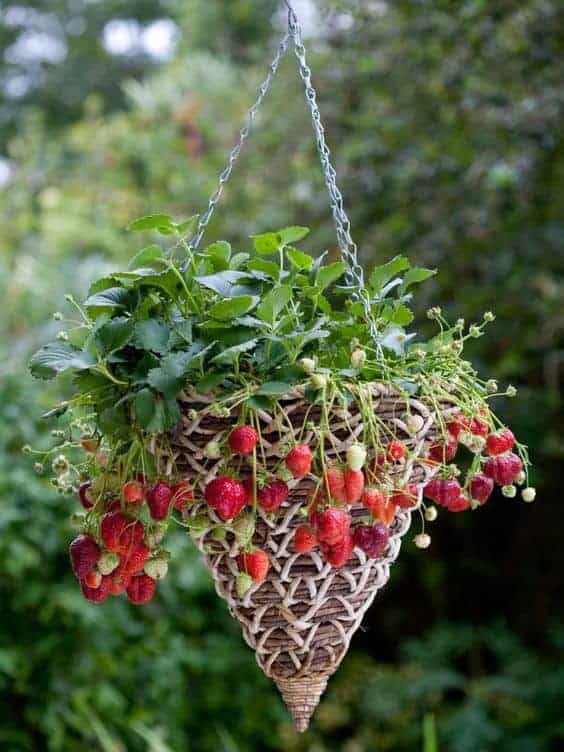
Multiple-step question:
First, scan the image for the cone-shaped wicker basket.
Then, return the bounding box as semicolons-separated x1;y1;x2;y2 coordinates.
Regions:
170;384;452;731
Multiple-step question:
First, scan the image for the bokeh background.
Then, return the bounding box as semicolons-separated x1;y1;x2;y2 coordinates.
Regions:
1;1;563;750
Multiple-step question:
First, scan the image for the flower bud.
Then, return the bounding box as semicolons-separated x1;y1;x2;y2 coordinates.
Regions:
506;385;517;397
469;325;481;338
502;485;517;498
483;311;495;323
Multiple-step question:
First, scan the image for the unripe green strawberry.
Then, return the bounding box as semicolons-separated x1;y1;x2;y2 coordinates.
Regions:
346;443;367;472
144;556;169;580
522;487;536;502
300;358;316;374
188;514;211;539
414;533;431;549
311;373;328;390
236;572;254;597
204;441;222;459
232;513;256;548
98;551;120;576
350;349;367;369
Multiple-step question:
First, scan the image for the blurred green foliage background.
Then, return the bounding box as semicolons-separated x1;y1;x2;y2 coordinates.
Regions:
1;1;563;750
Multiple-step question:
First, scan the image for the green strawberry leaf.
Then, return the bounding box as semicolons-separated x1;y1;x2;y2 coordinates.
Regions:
204;241;231;271
134;320;171;354
208;295;259;321
94;317;135;355
255;381;292;396
256;286;292;325
316;261;346;291
127;214;176;234
29;343;96;380
195;270;255;298
368;256;410;293
286;247;313;271
128;245;165;270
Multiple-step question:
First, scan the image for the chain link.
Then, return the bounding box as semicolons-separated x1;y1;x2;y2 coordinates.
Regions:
183;0;381;351
186;30;291;252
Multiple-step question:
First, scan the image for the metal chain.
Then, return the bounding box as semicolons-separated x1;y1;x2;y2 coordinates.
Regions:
184;0;381;350
185;30;291;252
284;2;380;348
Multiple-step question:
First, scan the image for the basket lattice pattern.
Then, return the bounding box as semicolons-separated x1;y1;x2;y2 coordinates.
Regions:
169;383;453;731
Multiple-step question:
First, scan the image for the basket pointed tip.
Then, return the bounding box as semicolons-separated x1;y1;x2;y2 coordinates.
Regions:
276;675;329;733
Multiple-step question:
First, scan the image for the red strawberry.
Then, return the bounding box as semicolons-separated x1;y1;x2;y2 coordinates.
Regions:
424;478;461;508
84;570;102;589
78;481;94;510
126;573;157;605
81;575;111;603
285;445;313;478
205;476;247;521
229;425;258;455
294;525;317;553
484;452;522;485
470;417;489;437
485;428;515;456
320;533;354;568
447;414;471;438
101;511;143;554
353;524;390;558
326;468;347;503
69;534;100;579
390;484;418;509
387;440;407;462
447;495;471;513
147;482;173;521
469;473;494;504
120;541;150;574
315;508;351;546
362;488;396;525
258;480;289;512
238;550;270;583
107;565;131;596
428;435;458;463
344;469;365;504
123;480;144;507
172;480;194;511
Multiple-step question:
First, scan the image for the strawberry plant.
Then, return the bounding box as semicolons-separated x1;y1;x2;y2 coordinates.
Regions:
27;216;534;607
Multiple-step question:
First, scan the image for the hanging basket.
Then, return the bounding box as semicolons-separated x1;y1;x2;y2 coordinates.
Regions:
170;384;454;730
28;0;534;739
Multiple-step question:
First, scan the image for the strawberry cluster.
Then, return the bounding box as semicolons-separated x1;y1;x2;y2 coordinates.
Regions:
70;476;193;605
422;415;533;514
